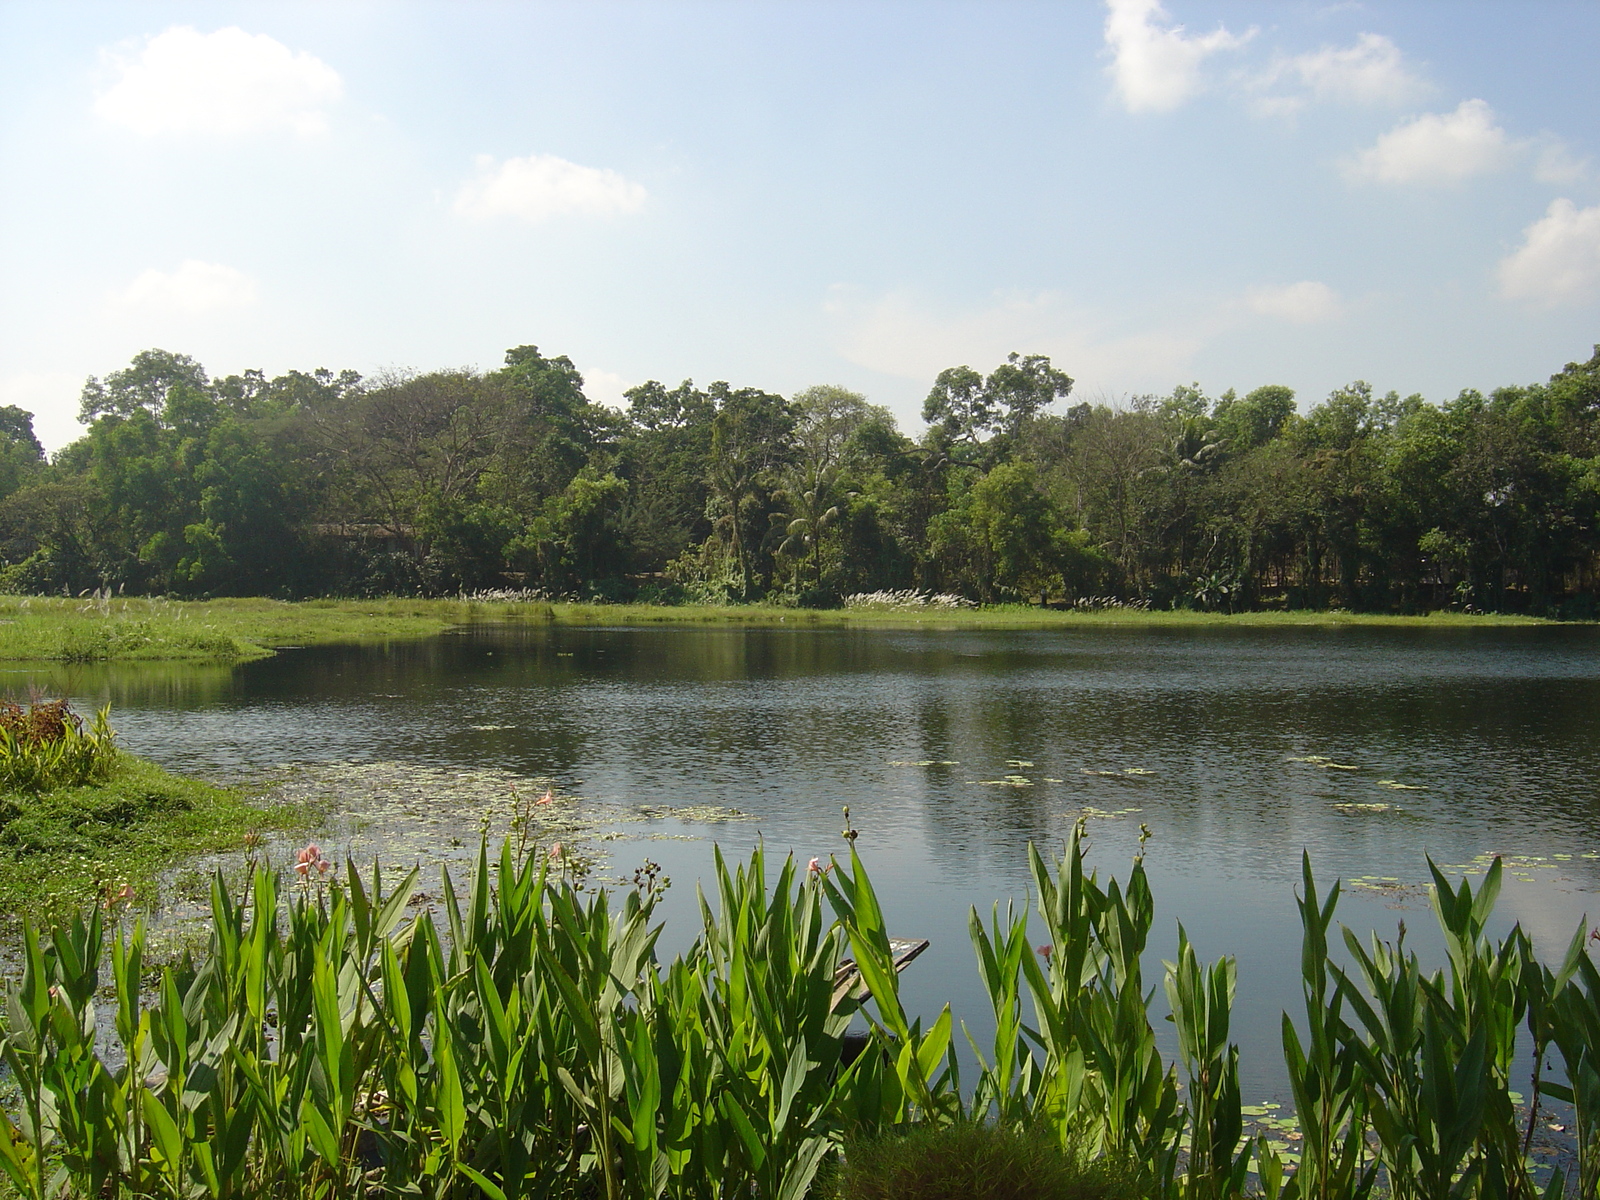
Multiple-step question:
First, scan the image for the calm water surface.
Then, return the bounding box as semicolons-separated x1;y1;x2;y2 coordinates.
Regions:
22;622;1600;1097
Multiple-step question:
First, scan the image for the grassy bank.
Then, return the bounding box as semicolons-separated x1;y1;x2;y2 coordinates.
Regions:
549;600;1560;629
0;753;303;924
0;595;1564;664
0;595;552;663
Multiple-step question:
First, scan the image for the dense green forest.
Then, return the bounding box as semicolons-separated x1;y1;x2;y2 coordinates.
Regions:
0;341;1595;614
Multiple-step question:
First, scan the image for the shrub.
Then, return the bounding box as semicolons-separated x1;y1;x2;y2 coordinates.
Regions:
828;1123;1137;1200
0;700;118;792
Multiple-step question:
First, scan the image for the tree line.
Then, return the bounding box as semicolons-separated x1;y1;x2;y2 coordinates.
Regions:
0;340;1594;613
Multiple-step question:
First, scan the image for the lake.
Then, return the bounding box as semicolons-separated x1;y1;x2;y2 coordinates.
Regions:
21;621;1600;1100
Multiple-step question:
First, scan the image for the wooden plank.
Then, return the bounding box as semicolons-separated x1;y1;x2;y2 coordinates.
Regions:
829;937;930;1013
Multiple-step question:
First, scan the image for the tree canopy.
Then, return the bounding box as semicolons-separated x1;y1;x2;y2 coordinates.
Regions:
1;342;1596;616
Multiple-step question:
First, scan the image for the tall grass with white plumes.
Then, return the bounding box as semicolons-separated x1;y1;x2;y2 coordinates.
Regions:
843;590;976;610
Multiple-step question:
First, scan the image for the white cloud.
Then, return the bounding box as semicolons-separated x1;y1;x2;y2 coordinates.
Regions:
112;260;258;315
0;373;84;455
1103;0;1253;114
826;288;1208;398
1246;281;1343;324
1498;199;1600;307
1251;33;1425;116
1346;99;1515;185
1534;139;1590;186
582;368;633;410
94;26;342;137
455;154;647;223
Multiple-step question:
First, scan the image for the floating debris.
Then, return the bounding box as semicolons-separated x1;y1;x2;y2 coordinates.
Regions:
887;760;960;767
1006;759;1034;769
1332;802;1398;814
468;724;514;731
1081;767;1154;779
973;775;1034;788
1377;780;1427;790
1289;755;1360;771
1070;805;1143;820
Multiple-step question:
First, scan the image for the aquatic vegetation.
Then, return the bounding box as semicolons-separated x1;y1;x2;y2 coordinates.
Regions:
632;802;752;822
1070;805;1144;821
213;760;758;892
1377;780;1428;791
1288;756;1361;771
2;836;1597;1199
0;700;118;794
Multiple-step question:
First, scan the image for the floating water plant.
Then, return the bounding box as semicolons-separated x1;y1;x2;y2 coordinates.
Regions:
1288;755;1361;770
1070;805;1144;820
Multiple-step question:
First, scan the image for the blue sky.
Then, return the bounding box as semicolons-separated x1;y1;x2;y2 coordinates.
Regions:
2;1;1597;451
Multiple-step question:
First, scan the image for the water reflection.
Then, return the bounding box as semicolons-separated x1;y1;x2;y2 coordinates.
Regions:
19;621;1600;1098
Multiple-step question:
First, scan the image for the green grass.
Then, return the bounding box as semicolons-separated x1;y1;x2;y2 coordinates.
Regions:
0;753;306;924
547;600;1559;628
0;594;1562;665
0;595;554;662
821;1124;1139;1200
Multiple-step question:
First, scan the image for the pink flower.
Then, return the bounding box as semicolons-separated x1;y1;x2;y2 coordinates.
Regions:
537;789;554;806
295;843;328;877
1036;944;1053;959
549;842;564;860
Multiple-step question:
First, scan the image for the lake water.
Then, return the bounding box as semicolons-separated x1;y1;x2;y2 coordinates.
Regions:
21;621;1600;1100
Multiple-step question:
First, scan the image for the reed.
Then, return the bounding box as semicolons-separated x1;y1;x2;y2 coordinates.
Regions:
0;831;1594;1199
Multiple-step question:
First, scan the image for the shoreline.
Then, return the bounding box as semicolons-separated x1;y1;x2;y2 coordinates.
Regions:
0;595;1571;665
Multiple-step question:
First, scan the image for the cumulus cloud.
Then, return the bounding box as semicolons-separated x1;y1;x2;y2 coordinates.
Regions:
826;288;1208;397
1103;0;1252;114
1246;281;1343;324
1534;139;1590;186
1251;33;1425;116
1498;199;1600;307
112;260;258;315
454;154;647;223
1346;99;1515;185
94;26;342;137
582;368;634;410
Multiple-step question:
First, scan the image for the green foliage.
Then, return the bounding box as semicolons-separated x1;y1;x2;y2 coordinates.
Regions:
6;340;1600;609
0;754;302;922
5;828;1590;1199
0;701;117;793
824;1122;1137;1200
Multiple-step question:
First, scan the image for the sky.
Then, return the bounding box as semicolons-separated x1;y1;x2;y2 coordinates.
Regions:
2;1;1598;453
